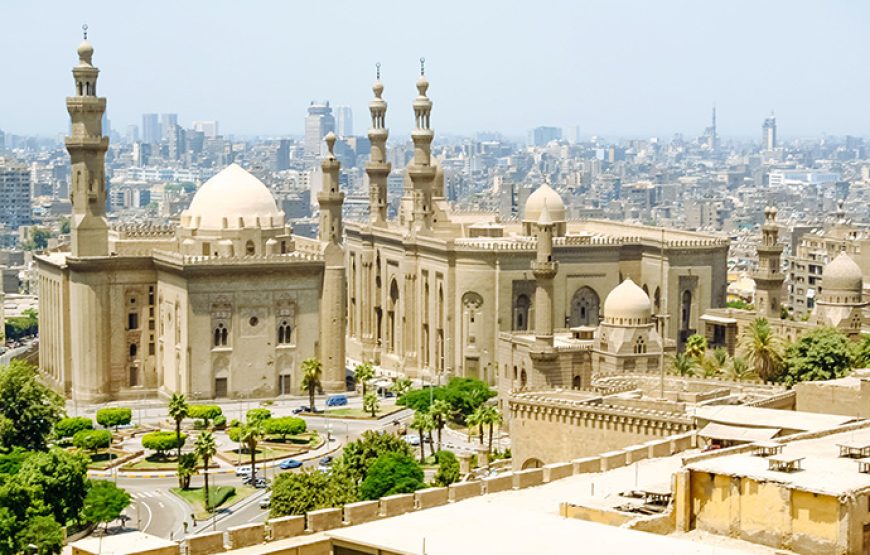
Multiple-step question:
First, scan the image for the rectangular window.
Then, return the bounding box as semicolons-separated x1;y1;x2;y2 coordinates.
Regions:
128;312;139;330
149;342;155;356
129;366;138;387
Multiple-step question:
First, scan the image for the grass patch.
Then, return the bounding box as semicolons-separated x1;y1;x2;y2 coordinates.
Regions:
219;444;298;464
322;405;404;419
84;448;130;470
265;431;320;446
121;453;180;471
171;485;256;520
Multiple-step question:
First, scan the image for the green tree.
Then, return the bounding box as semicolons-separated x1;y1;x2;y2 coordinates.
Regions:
81;480;131;531
670;352;696;377
853;334;870;368
59;217;71;235
17;514;64;555
0;360;64;452
246;408;272;426
684;334;708;360
270;467;355;517
410;411;433;463
432;450;460;486
477;405;503;454
397;377;495;416
781;327;855;387
726;299;752;310
187;405;222;426
142;431;186;458
301;358;323;412
264;416;306;441
358;452;425;500
177;452;197;490
354;362;375;397
194;431;217;511
22;228;49;251
724;356;755;381
237;422;264;483
336;430;413;486
168;393;189;465
95;407;132;431
72;429;111;455
54;416;94;439
391;376;412;398
738;317;785;381
363;391;380;417
428;399;452;451
18;447;90;526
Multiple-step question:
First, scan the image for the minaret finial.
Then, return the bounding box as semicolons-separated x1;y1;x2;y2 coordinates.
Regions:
82;24;88;40
376;62;381;80
420;57;425;76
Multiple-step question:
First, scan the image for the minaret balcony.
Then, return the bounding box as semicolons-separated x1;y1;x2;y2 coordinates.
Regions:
64;136;109;150
531;260;558;277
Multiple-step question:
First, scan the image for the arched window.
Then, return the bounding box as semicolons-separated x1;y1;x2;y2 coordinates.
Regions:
277;320;292;344
572;375;582;390
520;369;528;387
245;240;255;256
214;323;228;347
681;290;693;329
514;294;531;331
634;337;646;354
129;344;138;358
388;278;399;352
570;287;600;327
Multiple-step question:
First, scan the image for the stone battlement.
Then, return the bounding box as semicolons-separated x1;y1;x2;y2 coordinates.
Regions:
151;249;321;268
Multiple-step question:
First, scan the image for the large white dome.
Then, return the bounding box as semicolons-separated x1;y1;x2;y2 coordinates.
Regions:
524;183;566;223
183;164;284;231
822;252;863;293
603;279;652;325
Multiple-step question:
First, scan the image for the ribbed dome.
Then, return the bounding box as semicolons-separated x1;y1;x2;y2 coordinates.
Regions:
822;252;863;293
183;164;283;231
524;183;566;223
603;279;652;325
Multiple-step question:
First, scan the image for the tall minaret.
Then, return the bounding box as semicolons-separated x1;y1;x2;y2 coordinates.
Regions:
366;63;390;226
318;132;347;391
404;58;436;235
532;201;558;345
753;206;784;318
66;25;109;257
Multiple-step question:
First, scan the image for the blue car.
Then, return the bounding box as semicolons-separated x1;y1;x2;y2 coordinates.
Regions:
279;459;303;470
326;395;348;407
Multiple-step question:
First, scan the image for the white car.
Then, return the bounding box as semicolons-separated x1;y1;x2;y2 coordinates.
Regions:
259;495;271;509
235;466;252;477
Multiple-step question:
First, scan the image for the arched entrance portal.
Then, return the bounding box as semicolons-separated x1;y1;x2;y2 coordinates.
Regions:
569;287;600;327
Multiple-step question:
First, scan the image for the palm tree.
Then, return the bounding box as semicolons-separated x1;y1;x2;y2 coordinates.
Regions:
194;431;217;511
468;406;486;446
684;334;708;360
670;352;696;377
724;356;755;381
354;362;375;397
300;358;323;413
738;317;785;381
168;393;189;486
363;391;380;417
239;422;264;484
479;405;503;455
410;410;433;463
429;399;452;451
711;347;728;371
391;376;412;398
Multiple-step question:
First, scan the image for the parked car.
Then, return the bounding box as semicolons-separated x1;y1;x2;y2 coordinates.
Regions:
403;435;420;446
253;477;269;489
319;455;334;466
326;395;348;407
291;406;306;415
279;458;303;470
259;495;271;509
235;466;252;477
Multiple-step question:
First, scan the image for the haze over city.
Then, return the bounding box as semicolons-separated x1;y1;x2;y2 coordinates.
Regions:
4;0;869;138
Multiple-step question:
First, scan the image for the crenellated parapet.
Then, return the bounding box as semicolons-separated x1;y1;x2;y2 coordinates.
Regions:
151;249;322;268
111;223;176;238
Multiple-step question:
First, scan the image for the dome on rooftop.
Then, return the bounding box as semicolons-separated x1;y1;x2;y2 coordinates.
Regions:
182;164;284;231
603;279;652;325
523;183;566;223
821;251;863;294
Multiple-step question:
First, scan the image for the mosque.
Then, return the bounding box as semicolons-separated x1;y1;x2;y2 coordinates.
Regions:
37;36;734;404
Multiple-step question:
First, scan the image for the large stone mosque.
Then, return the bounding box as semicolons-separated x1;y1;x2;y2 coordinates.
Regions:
38;36;769;404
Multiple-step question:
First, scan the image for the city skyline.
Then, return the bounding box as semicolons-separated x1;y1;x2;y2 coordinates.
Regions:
3;1;869;139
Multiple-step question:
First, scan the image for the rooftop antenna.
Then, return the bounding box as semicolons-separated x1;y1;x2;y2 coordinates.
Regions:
420;57;426;76
82;23;88;39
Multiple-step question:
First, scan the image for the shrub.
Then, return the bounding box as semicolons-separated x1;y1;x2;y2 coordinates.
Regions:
358;452;425;500
432;450;460;486
212;415;227;429
142;431;186;457
270;468;355;517
192;419;207;430
96;407;132;430
246;408;272;425
55;417;93;439
264;416;306;440
188;405;222;425
72;429;112;454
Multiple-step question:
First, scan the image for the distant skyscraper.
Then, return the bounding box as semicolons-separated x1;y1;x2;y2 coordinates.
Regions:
192;120;219;139
160;113;178;141
0;157;32;230
529;126;562;146
762;113;777;151
335;106;353;137
304;101;335;157
142;113;159;143
0;129;5;154
126;124;139;143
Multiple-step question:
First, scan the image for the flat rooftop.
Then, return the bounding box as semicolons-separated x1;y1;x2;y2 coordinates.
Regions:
70;531;177;555
694;405;855;432
328;451;780;554
687;423;870;496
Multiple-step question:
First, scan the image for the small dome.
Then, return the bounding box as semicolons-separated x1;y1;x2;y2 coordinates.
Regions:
77;40;94;64
183;164;283;231
603;279;652;324
822;252;863;293
524;183;566;223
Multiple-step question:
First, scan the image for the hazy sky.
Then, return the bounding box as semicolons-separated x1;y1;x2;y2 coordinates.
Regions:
3;1;868;139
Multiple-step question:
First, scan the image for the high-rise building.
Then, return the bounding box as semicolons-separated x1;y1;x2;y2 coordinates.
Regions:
142;113;159;143
762;112;776;151
160;113;178;141
529;126;562;146
126;124;139;143
0;129;5;154
304;101;335;157
0;157;32;231
192;120;219;139
335;105;353;137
